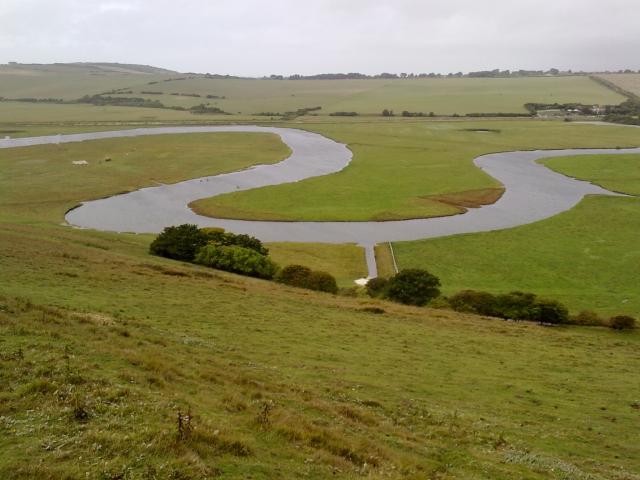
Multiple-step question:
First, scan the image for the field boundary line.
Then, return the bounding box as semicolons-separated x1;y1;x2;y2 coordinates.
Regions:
388;242;399;273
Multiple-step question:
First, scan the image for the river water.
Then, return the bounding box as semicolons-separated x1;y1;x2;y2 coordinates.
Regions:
3;126;637;277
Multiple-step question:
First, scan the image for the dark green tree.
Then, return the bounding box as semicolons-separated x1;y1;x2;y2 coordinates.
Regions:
149;224;208;262
609;315;636;330
195;244;278;279
385;269;441;306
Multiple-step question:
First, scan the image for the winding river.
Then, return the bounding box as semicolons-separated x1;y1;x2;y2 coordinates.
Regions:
3;126;638;278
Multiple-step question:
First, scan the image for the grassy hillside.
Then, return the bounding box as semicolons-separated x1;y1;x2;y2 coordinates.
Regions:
323;76;624;115
95;76;624;115
0;65;625;121
0;63;175;100
267;243;368;287
392;153;640;317
1;222;639;479
0;101;252;124
192;120;640;221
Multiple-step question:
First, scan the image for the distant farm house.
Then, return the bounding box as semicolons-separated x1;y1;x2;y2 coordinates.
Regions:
591;105;606;115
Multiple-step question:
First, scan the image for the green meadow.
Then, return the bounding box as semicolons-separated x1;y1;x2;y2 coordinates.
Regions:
0;132;289;223
193;120;640;221
392;153;640;317
1;64;639;478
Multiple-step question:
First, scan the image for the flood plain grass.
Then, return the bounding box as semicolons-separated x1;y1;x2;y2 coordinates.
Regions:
192;120;640;221
392;153;640;316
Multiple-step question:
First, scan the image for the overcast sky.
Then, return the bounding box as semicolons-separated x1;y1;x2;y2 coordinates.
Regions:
1;0;639;76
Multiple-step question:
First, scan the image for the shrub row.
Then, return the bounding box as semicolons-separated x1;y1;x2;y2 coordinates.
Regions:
149;224;275;278
195;244;277;279
448;290;569;324
447;290;636;329
149;225;338;291
364;272;635;329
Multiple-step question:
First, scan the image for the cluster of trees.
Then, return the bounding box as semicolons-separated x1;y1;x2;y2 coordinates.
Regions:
448;290;569;324
401;111;435;117
189;104;228;115
265;69;572;81
78;95;166;108
603;99;640;125
149;224;339;293
171;92;201;97
74;94;229;115
0;97;64;104
101;88;133;94
524;102;597;115
281;106;322;120
366;269;441;306
329;111;359;117
362;271;635;329
149;224;275;278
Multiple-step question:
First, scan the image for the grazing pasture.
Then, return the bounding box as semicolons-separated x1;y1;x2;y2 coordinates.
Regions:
1;65;639;477
1;221;639;479
193;120;640;221
392;153;640;316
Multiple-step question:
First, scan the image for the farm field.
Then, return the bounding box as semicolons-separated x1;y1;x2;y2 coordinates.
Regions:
102;75;625;115
391;153;640;317
1;64;626;119
597;73;640;96
192;120;640;221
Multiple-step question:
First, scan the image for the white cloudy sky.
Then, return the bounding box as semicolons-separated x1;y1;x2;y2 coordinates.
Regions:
1;0;639;75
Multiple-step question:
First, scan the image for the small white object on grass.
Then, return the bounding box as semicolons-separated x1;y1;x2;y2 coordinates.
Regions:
354;278;369;286
72;160;88;166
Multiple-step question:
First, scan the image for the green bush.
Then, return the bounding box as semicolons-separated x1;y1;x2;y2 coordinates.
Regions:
202;229;268;256
276;265;313;288
609;315;636;330
307;271;338;294
529;299;569;325
365;277;389;298
571;310;605;326
195;244;278;279
149;224;209;262
275;264;338;294
448;290;497;316
493;291;538;320
385;269;441;306
449;289;569;324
